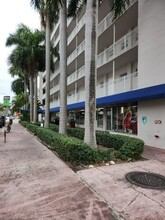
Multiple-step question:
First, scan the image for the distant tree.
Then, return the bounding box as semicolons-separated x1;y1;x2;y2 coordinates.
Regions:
12;93;29;112
6;24;46;123
11;77;24;95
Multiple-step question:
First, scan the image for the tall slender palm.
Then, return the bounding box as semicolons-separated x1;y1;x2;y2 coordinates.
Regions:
31;0;68;134
7;43;34;120
84;0;97;147
6;24;46;123
59;0;67;134
68;0;130;148
8;44;29;94
31;0;60;127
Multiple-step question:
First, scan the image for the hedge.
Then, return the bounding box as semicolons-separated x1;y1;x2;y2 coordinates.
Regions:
20;122;112;165
21;121;144;162
50;125;144;160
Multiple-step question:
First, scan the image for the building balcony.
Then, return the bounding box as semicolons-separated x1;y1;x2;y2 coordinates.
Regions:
67;0;137;46
97;27;138;68
98;0;137;36
66;71;138;105
50;100;59;108
67;91;85;105
67;27;137;69
67;40;85;65
67;66;85;85
50;84;60;95
68;15;86;45
97;71;138;98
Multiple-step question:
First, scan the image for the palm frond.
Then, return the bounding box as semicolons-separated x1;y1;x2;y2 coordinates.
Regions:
109;0;130;19
30;0;44;11
67;0;86;17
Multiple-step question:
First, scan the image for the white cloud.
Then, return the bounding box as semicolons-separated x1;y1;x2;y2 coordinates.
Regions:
0;0;40;103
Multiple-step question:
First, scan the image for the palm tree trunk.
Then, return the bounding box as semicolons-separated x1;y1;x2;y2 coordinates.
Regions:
29;75;34;123
84;0;97;148
33;73;38;123
23;75;28;110
59;0;67;134
44;8;51;128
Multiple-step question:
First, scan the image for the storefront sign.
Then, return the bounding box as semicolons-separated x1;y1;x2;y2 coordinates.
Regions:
3;96;10;107
142;116;147;125
154;120;162;124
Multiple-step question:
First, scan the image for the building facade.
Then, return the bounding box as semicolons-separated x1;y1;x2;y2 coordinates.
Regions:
39;0;165;149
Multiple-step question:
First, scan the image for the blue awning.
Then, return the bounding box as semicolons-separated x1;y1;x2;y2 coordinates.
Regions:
97;83;165;106
50;107;59;112
49;84;165;112
21;109;44;113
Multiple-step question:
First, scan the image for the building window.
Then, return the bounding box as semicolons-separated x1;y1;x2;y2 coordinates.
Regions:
97;108;103;128
75;110;85;125
106;104;138;135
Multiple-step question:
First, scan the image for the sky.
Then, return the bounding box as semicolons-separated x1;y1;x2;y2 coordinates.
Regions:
0;0;40;104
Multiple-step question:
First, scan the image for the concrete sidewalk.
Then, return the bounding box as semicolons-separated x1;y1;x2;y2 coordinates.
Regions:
77;160;165;220
0;120;165;219
77;146;165;219
0;120;115;220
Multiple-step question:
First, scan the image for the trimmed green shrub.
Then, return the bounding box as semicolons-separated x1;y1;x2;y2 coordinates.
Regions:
20;121;29;127
117;138;144;160
67;127;84;140
21;121;144;162
96;132;125;150
66;127;144;160
49;124;59;132
21;122;112;165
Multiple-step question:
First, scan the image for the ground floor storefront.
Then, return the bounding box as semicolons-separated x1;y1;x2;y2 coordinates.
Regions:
49;84;165;149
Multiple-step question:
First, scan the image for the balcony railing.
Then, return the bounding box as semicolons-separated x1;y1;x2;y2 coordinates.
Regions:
67;91;85;105
63;71;138;105
97;27;138;68
67;40;85;65
77;66;85;79
97;72;138;98
98;0;137;36
50;100;59;107
67;65;85;85
68;15;86;45
68;27;137;68
50;84;60;95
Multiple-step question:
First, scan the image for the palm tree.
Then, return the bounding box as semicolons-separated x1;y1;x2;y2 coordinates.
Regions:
12;93;29;113
6;24;46;123
11;77;24;95
59;0;67;134
31;0;60;127
84;0;97;147
7;41;34;121
68;0;130;148
31;0;68;134
9;66;29;94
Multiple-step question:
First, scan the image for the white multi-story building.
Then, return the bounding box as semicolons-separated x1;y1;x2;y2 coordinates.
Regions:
39;0;165;149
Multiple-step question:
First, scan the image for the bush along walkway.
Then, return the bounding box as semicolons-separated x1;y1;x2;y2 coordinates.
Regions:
20;121;144;169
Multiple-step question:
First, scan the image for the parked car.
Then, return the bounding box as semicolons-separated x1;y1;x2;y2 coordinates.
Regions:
0;116;5;128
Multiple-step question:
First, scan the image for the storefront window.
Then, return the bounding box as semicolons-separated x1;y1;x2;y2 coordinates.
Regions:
106;104;138;135
97;108;103;128
106;108;111;130
75;110;85;125
113;106;124;131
